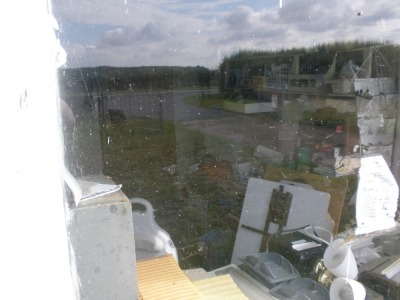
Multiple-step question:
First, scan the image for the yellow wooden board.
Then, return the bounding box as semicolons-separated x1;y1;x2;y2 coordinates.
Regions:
193;274;249;300
137;255;202;300
137;255;249;299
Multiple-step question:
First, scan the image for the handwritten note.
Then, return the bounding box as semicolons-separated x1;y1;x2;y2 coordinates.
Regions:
356;155;398;234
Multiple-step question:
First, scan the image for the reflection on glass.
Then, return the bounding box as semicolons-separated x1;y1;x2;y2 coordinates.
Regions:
54;0;400;297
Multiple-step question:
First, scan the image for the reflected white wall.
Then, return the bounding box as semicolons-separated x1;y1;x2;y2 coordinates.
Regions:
0;0;74;298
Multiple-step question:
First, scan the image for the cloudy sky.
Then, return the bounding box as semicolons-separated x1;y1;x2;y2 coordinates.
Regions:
52;0;400;69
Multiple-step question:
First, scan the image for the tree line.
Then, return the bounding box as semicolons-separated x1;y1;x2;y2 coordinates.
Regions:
58;65;219;95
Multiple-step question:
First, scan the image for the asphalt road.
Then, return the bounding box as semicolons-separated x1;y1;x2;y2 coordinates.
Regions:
103;88;284;150
168;89;237;122
104;88;236;122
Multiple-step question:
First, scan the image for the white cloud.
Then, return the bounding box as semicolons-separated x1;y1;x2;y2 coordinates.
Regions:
52;0;400;68
221;6;254;31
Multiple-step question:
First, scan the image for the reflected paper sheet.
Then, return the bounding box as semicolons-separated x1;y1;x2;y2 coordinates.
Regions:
356;155;399;235
79;180;122;201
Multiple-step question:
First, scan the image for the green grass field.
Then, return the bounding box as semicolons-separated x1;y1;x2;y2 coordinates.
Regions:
100;116;253;269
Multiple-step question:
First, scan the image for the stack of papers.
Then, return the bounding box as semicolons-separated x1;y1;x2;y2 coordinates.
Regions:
356;155;398;234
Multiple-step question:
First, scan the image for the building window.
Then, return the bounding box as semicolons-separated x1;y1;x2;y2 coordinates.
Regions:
54;1;400;298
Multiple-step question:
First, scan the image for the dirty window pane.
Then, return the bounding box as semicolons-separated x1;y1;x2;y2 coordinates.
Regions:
54;0;400;298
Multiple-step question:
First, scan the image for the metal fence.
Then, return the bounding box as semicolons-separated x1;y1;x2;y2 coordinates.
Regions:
99;91;174;131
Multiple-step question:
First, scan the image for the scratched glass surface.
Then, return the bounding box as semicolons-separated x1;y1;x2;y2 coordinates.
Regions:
53;0;400;295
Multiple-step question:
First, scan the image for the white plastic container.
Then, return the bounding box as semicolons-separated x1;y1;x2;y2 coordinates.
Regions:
130;197;178;262
239;252;300;286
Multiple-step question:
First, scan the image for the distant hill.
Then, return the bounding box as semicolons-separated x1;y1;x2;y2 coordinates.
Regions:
58;65;219;96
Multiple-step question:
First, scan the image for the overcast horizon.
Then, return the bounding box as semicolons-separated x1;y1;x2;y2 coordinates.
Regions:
52;0;400;69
